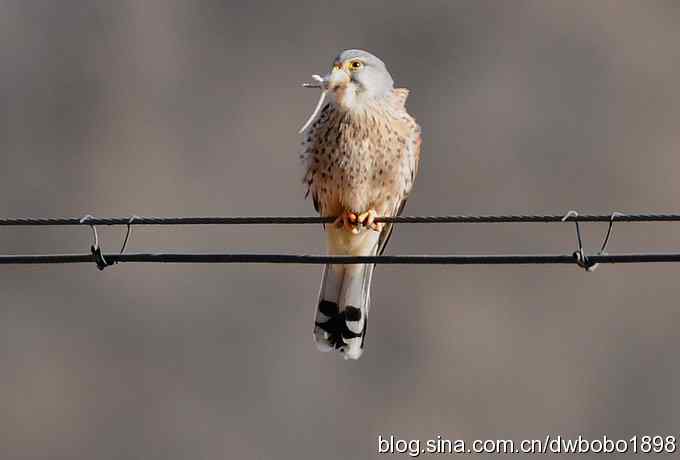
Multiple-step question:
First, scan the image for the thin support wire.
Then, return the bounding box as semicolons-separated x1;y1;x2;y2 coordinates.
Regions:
80;214;108;270
118;215;138;255
598;212;623;254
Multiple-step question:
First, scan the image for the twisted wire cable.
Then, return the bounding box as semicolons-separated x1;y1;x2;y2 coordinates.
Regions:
1;213;680;226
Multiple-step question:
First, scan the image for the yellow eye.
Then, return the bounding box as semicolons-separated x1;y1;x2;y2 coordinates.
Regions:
348;60;363;71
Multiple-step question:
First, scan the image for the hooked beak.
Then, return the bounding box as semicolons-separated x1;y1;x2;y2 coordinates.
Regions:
301;66;350;90
323;66;350;90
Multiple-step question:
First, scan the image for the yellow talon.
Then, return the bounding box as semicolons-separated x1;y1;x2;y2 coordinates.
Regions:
357;209;383;232
334;211;359;233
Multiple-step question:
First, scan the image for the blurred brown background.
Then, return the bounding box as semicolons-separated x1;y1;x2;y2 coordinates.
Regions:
2;1;680;459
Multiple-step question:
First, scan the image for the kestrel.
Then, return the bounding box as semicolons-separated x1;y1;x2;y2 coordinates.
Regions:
300;49;421;359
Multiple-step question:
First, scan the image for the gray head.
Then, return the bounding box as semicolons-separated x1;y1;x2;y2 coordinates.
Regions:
322;49;394;109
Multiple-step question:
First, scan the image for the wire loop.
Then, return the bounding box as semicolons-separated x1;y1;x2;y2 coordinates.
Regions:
80;214;110;270
562;210;597;271
598;212;623;255
119;215;137;256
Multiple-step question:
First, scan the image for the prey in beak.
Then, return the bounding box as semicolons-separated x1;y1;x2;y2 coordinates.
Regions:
299;66;352;133
322;65;351;91
302;65;351;90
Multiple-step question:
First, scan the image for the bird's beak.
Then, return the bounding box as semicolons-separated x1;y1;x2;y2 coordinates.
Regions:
323;66;350;90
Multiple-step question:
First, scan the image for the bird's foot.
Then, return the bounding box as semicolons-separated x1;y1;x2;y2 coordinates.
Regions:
357;209;383;232
334;211;360;234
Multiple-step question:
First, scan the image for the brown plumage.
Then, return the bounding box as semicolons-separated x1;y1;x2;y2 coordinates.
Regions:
300;49;421;359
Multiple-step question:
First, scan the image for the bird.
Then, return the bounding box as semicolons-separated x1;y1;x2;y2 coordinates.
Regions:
300;49;421;359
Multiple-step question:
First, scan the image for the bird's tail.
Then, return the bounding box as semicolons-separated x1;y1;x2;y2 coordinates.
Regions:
313;261;375;360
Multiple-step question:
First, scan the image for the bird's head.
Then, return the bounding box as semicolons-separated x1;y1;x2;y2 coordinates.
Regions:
321;49;394;110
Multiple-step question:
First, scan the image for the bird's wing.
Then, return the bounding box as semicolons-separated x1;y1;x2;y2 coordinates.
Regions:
392;88;410;108
377;199;407;256
302;103;335;215
377;102;421;256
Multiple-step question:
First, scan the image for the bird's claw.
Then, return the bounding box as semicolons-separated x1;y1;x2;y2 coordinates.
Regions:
335;209;383;233
357;209;383;232
334;211;360;234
